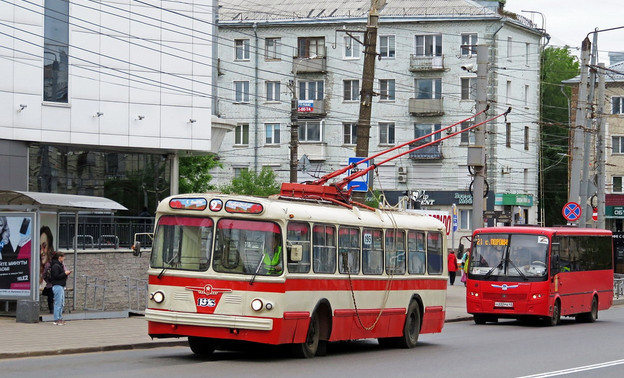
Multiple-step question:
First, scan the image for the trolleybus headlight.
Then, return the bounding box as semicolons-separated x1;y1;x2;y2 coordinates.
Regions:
251;298;264;311
150;291;165;303
265;302;274;310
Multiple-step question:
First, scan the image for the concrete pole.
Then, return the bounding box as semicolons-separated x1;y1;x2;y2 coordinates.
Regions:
569;38;591;216
581;31;599;226
289;87;299;183
471;44;488;232
596;63;606;229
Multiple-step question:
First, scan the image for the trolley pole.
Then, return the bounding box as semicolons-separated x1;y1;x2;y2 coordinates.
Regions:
471;44;488;233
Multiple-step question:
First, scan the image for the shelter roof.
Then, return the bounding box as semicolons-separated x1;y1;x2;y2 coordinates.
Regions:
0;191;127;212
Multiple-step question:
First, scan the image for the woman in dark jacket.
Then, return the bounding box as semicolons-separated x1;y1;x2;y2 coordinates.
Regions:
50;252;71;325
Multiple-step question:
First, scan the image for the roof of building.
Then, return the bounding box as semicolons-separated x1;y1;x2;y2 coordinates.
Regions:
562;61;624;84
218;0;531;26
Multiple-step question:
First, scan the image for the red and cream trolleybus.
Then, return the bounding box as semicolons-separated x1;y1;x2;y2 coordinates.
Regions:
466;226;613;326
145;193;449;357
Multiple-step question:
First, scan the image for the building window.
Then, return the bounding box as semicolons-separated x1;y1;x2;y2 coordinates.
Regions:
235;39;250;60
343;123;357;145
460;122;475;144
460;78;474;100
265;37;280;60
234;167;248;178
299;80;324;100
507;36;512;61
343;80;360;101
524;126;530;151
506;122;511;148
299;120;322;142
234;81;250;103
613;176;623;193
298;37;325;58
44;0;69;103
235;124;249;145
379;79;395;101
525;43;530;65
524;85;529;107
415;34;442;56
613;97;624;114
461;33;477;56
506;80;512;104
265;123;280;145
379;35;396;58
266;81;280;102
460;209;472;230
379;122;395;145
414;124;442;141
612;136;624;154
344;36;361;59
415;78;442;99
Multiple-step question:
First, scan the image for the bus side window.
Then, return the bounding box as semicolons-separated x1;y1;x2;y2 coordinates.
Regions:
362;228;383;275
338;227;360;274
408;230;426;275
385;229;406;275
313;224;336;274
427;232;443;274
287;221;311;273
550;240;561;274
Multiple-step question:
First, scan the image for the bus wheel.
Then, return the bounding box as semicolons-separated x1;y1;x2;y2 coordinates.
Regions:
397;301;421;348
544;301;560;326
188;336;217;357
577;297;598;323
293;312;320;358
473;314;487;325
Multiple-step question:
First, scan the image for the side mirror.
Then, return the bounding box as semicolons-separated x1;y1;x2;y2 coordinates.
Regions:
458;243;465;255
132;241;141;257
288;244;303;262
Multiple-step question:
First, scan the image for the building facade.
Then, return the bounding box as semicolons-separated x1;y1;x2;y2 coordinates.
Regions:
0;0;233;213
214;0;542;248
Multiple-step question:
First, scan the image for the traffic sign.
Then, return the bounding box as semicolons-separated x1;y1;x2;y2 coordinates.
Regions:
592;207;598;221
346;157;370;192
562;202;582;222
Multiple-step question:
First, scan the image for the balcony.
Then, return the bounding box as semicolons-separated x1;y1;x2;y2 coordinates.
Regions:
298;143;327;161
409;143;443;160
293;55;327;74
409;98;444;116
409;55;445;72
297;99;326;117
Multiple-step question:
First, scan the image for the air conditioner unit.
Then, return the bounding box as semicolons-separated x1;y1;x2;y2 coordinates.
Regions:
397;166;407;175
397;174;407;183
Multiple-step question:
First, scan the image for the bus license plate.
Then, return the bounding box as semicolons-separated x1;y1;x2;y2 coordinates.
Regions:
495;301;513;308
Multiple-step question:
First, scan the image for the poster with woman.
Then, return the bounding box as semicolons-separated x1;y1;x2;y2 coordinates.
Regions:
0;213;33;297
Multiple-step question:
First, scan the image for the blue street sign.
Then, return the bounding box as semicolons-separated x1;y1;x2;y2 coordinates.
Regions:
562;202;582;222
347;157;369;192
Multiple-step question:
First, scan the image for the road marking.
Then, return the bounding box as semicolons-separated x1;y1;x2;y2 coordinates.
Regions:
517;359;624;377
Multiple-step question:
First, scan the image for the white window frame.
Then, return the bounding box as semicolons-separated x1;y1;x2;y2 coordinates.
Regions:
460;209;472;230
613;176;623;193
460;77;474;100
505;80;512;105
265;37;281;61
379;122;395;145
415;34;442;57
343;36;361;59
460;121;475;145
299;120;323;142
343;79;360;102
235;39;250;61
266;81;280;102
415;78;442;99
343;122;357;145
234;124;249;145
612;97;624;114
299;80;324;100
414;123;442;142
379;35;396;58
612;136;624;154
379;79;395;101
265;123;280;145
461;33;477;56
234;81;250;103
524;84;529;107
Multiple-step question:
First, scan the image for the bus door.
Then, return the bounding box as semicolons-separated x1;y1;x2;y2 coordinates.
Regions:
550;236;577;315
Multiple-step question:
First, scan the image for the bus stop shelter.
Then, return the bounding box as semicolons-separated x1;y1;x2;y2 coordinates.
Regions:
0;190;126;322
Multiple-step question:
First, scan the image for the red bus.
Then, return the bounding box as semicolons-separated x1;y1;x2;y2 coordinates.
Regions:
145;193;449;357
466;226;613;326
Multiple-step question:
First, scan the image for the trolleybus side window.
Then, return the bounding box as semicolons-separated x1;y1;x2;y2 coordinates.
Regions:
150;216;212;271
313;224;336;273
338;226;360;274
385;229;406;275
213;219;282;275
286;221;311;273
408;230;426;274
362;228;383;275
427;232;443;274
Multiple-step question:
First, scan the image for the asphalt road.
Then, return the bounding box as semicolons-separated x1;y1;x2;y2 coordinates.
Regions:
2;306;624;378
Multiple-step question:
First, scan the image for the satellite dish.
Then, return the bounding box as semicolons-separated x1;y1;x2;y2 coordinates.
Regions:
298;154;311;172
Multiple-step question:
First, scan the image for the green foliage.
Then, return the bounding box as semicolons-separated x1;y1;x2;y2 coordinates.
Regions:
540;46;579;225
220;167;280;196
179;155;222;194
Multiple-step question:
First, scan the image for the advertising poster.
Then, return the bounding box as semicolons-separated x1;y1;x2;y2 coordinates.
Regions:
0;213;33;297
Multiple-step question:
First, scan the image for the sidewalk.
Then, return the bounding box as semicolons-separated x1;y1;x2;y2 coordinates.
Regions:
0;284;613;360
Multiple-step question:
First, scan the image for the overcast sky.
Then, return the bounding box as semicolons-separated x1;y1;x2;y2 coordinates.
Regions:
505;0;624;64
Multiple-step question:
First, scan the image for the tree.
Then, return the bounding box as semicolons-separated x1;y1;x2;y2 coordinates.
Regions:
540;46;579;225
179;155;222;194
220;167;280;196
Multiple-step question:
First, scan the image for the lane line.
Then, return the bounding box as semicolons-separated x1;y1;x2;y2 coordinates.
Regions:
517;359;624;378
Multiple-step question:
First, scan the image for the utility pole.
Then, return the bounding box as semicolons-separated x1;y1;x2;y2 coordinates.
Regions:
289;81;299;183
470;44;488;233
596;63;606;229
569;37;591;219
353;0;384;202
581;31;599;226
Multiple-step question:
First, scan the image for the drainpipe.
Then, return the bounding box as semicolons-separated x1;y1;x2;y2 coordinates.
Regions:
253;23;259;173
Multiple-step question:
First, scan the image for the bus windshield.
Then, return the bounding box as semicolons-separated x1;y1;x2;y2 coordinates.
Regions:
150;216;213;271
469;233;549;281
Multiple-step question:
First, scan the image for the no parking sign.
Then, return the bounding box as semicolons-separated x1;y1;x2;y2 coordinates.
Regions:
562;202;581;222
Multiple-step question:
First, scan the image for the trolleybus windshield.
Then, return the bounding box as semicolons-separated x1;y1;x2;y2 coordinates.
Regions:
469;233;549;281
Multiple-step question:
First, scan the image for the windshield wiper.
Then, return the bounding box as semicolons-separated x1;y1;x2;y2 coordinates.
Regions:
508;259;528;280
484;259;504;279
249;253;265;286
158;252;179;279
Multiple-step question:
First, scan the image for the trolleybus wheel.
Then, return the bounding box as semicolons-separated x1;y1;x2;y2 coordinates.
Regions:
576;296;598;323
294;312;320;358
188;336;217;357
544;300;560;326
397;301;421;348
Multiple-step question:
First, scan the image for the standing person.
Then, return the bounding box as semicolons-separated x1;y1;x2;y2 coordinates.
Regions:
461;249;470;286
50;252;72;325
40;226;56;313
448;250;459;285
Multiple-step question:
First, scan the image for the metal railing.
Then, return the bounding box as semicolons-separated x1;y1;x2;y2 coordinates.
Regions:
59;214;153;250
125;276;148;313
81;274;108;311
